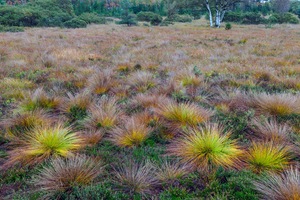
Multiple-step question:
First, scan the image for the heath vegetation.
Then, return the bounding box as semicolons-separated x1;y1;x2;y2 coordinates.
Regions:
0;2;300;198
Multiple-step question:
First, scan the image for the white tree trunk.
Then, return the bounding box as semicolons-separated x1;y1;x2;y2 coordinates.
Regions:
221;10;226;22
205;0;213;27
215;10;221;28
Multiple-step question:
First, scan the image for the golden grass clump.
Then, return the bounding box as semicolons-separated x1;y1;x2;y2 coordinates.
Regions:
83;97;122;130
87;69;117;94
113;161;158;195
0;110;53;141
32;154;103;198
0;78;34;99
175;69;202;87
168;124;243;171
16;88;62;113
3;123;83;167
254;167;300;200
246;142;291;174
109;117;152;148
252;93;300;116
155;102;213;131
251;118;291;143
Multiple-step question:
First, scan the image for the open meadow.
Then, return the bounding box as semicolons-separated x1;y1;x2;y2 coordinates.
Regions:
0;22;300;199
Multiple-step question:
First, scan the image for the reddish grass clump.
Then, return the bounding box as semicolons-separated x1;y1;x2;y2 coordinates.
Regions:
0;110;53;141
32;154;103;198
83;97;123;130
252;92;300;116
254;167;300;200
127;71;156;93
156;161;191;182
113;161;158;196
251;118;291;143
87;69;117;95
16;88;62;113
109;117;152;148
60;91;92;121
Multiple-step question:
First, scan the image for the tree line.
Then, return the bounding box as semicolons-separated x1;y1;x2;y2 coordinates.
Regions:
0;0;299;30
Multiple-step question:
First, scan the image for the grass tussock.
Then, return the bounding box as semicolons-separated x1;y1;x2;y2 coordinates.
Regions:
168;124;244;171
113;161;158;196
32;154;103;198
0;110;53;141
3;123;83;168
252;93;300;116
60;92;92;121
16;88;62;113
254;167;300;200
87;69;117;94
156;161;191;182
109;117;152;148
246;142;291;173
155;102;213;131
83;97;123;130
251;118;291;143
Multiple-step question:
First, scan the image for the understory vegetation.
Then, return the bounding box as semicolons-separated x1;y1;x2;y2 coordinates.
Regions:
0;15;300;200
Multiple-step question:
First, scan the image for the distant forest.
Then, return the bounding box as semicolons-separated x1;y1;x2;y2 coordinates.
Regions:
0;0;299;30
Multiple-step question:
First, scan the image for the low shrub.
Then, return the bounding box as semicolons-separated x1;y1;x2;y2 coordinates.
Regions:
166;14;193;23
63;18;87;28
78;13;106;24
268;13;299;24
117;14;138;26
225;23;232;30
137;11;162;26
224;12;266;24
0;25;24;32
0;6;41;27
241;12;266;24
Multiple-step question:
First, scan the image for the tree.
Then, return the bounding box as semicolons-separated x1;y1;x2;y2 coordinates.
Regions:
272;0;290;13
205;0;240;27
118;0;138;26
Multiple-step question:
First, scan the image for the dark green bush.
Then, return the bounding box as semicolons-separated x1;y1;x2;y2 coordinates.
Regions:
224;12;243;22
28;0;74;27
0;0;75;28
166;14;193;23
63;18;87;28
78;13;106;24
0;6;41;27
224;12;266;24
137;11;162;25
290;1;300;18
241;12;266;24
0;25;24;32
117;14;138;26
268;13;299;24
225;23;232;30
160;19;174;26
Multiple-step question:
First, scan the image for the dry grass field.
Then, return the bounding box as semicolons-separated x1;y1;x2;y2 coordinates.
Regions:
0;22;300;199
